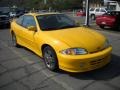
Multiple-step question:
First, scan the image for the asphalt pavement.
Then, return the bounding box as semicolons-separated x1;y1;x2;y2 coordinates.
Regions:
0;21;120;90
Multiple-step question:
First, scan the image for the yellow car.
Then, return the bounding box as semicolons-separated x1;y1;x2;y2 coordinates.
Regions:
10;12;112;72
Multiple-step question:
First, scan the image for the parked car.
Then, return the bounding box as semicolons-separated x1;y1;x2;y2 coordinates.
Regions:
10;12;112;73
76;10;86;16
16;11;25;17
89;7;109;20
0;12;10;28
9;12;17;18
96;11;120;30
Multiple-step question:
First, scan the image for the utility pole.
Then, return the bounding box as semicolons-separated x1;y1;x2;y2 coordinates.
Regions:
85;0;90;26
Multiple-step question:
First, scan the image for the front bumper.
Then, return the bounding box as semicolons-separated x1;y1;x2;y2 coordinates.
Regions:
57;46;112;72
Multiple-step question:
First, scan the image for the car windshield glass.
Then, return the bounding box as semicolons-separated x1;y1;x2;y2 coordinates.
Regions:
37;14;78;30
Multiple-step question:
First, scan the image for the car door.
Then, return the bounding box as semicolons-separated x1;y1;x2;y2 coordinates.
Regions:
89;8;95;15
95;8;100;16
19;15;38;52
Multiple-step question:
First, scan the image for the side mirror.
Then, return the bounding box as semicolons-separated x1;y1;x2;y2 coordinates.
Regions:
27;26;37;32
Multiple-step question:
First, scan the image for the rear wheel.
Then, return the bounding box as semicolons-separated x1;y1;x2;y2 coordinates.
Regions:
115;23;120;31
118;25;120;31
91;14;95;20
11;33;20;47
99;25;104;29
43;46;59;71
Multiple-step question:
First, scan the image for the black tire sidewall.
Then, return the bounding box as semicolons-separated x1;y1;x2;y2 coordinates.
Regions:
99;25;104;29
12;33;20;47
12;34;17;47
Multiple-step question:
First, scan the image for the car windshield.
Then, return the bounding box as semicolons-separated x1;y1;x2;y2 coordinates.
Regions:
37;14;78;30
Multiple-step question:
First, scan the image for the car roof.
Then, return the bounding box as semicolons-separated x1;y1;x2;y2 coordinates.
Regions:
24;12;61;16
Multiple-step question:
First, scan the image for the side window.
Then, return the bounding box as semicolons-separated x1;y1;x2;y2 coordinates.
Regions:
89;8;94;11
16;15;24;25
95;8;99;12
100;9;106;12
22;15;36;28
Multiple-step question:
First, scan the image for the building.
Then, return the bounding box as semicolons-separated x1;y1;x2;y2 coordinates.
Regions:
83;0;120;10
83;0;104;9
89;0;104;7
106;0;120;11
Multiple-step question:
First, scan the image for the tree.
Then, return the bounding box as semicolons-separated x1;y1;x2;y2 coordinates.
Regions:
0;0;83;10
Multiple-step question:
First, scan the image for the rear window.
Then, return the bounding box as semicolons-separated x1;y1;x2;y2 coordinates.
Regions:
16;15;24;25
89;8;94;11
100;9;106;12
95;8;99;12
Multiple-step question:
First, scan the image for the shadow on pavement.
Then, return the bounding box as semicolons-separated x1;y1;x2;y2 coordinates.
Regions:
67;54;120;80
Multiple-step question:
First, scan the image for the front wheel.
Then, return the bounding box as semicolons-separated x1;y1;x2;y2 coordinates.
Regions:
43;46;59;71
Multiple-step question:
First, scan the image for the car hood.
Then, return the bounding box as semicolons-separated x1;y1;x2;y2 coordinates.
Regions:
44;27;106;53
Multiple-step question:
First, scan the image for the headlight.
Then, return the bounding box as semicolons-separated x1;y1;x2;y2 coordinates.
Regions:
60;48;87;55
104;40;110;48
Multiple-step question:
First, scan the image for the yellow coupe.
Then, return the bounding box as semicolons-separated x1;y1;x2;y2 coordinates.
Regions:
10;12;112;72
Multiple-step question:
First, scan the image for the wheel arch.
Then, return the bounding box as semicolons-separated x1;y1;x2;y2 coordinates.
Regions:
41;44;56;55
41;44;59;70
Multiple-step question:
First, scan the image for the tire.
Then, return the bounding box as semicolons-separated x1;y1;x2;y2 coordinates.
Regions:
91;14;95;20
118;25;120;31
43;46;59;71
99;25;104;29
11;33;20;47
115;23;120;31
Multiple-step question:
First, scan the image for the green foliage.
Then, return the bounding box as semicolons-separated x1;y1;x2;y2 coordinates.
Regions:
0;0;83;10
44;0;83;10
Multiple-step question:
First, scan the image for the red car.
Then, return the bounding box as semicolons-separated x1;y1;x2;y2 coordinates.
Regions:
76;10;86;16
96;11;120;30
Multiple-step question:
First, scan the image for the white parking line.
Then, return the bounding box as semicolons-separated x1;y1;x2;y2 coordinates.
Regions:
0;40;74;90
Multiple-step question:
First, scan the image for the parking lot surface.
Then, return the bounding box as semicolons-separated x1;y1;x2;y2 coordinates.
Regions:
0;25;120;90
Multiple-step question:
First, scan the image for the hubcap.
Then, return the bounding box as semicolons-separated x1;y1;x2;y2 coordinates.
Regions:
44;50;55;68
